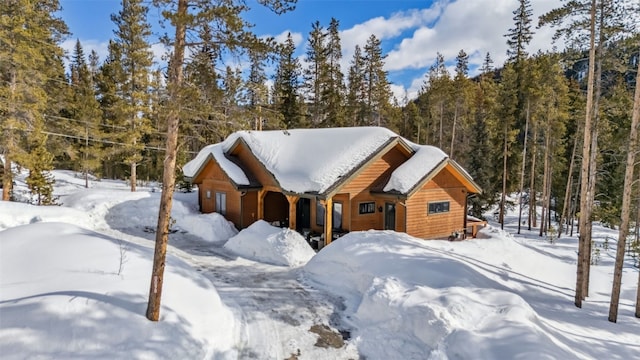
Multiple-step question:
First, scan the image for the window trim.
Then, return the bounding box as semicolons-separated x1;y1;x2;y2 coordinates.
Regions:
428;201;450;215
358;201;376;215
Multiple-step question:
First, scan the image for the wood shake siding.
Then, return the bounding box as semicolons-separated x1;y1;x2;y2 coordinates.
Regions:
406;167;467;239
194;158;242;229
342;145;409;232
241;191;258;229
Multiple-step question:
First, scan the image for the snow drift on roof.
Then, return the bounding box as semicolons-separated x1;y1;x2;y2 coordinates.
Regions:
383;143;448;194
183;134;250;186
225;127;397;194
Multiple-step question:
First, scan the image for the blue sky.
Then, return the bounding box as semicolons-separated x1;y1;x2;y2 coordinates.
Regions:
58;0;559;101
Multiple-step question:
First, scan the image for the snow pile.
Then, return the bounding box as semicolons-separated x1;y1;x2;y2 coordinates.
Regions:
0;200;94;230
224;220;316;266
0;222;238;359
179;212;239;242
304;230;576;359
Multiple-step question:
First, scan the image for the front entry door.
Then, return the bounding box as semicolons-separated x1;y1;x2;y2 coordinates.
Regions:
296;198;311;231
384;202;396;230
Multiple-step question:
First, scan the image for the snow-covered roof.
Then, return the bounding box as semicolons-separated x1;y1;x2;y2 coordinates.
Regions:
383;143;448;194
185;127;399;194
184;127;479;195
183;135;250;186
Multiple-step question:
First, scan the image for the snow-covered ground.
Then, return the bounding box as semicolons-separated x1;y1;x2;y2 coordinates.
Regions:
1;170;639;359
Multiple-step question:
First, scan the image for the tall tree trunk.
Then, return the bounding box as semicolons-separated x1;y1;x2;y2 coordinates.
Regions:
500;119;508;229
2;148;12;201
450;104;458;158
131;161;137;192
570;169;582;237
609;53;639;322
439;100;444;149
576;0;597;308
539;114;552;237
2;69;17;201
146;0;187;322
560;128;579;238
518;100;530;234
84;126;89;189
584;32;604;298
528;124;538;230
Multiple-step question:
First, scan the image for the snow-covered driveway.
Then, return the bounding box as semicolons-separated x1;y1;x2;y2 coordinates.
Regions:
101;195;359;360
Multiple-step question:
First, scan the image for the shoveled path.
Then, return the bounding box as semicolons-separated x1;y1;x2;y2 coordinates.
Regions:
103;224;359;360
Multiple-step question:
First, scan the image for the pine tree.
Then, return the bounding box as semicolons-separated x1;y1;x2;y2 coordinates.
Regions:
69;40;104;188
450;49;472;160
346;45;367;126
273;33;305;128
540;0;635;307
303;21;328;125
609;37;640;322
110;0;154;192
25;119;56;205
146;0;296;322
422;52;451;148
95;40;125;180
0;0;68;201
323;18;346;127
362;34;391;127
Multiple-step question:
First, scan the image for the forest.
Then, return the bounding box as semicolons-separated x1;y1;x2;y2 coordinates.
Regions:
1;0;639;320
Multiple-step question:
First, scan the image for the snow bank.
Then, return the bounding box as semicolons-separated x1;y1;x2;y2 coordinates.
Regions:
304;230;576;359
224;220;316;266
0;222;238;359
0;201;94;230
179;212;238;242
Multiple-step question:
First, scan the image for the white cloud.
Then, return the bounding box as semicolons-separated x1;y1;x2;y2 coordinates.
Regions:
336;0;562;100
272;30;304;48
60;38;109;69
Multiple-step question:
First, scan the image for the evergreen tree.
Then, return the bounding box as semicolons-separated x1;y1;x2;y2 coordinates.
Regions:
450;49;472;160
25;120;56;205
273;33;305;128
362;34;391;127
323;18;346;127
421;52;452;147
95;40;125;180
0;0;68;201
498;0;534;228
540;0;634;307
146;0;296;321
110;0;154;191
69;39;104;187
303;21;328;125
468;57;500;217
346;45;367;126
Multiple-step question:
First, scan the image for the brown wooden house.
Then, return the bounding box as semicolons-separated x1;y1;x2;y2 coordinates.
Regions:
183;127;483;246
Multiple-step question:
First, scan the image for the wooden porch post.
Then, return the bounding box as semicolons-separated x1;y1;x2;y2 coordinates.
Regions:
286;195;299;230
323;197;333;245
257;190;266;220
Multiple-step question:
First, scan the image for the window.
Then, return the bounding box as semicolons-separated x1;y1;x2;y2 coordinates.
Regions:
316;201;325;226
215;192;227;215
206;190;211;199
428;201;450;214
316;201;343;229
333;202;342;229
359;202;376;214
